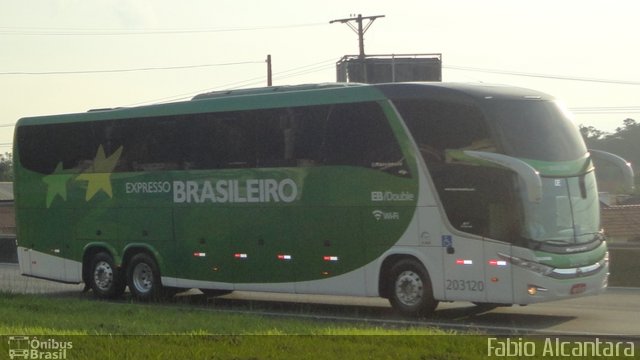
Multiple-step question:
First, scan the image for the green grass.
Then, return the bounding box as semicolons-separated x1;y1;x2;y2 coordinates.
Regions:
0;292;439;335
0;293;622;359
0;292;496;359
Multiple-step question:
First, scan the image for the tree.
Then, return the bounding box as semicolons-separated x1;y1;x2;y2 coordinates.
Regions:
579;125;608;144
0;153;13;181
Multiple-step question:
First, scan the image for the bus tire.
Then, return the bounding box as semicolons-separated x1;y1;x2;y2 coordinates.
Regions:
127;253;162;301
387;258;438;317
88;252;125;299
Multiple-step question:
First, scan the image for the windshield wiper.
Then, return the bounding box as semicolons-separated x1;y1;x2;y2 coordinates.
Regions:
543;239;572;245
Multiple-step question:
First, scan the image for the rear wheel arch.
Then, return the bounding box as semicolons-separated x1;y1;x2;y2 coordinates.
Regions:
121;245;159;272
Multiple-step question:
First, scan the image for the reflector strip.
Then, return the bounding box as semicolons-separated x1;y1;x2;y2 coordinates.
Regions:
489;259;508;266
193;252;206;257
456;259;473;265
234;253;248;259
323;256;339;262
277;254;292;260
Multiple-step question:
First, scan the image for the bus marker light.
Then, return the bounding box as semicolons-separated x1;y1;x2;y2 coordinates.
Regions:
277;254;292;261
323;256;339;262
321;271;331;276
456;259;473;265
193;252;206;257
491;277;499;283
234;253;248;259
489;259;508;267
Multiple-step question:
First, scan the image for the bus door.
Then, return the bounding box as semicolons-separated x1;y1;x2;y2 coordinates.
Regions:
440;201;516;303
442;236;513;304
442;234;486;302
436;165;518;303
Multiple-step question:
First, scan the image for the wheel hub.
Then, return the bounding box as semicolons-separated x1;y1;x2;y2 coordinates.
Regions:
93;261;113;291
131;263;153;294
395;270;423;306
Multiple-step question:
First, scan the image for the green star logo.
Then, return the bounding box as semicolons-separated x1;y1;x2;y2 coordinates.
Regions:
42;162;74;208
76;145;123;201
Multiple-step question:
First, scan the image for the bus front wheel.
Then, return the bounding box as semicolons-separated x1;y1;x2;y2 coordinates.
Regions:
387;258;438;317
127;253;162;301
88;252;125;299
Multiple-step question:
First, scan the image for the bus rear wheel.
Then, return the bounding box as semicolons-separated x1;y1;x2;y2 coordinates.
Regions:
387;258;438;317
88;252;125;299
127;253;162;301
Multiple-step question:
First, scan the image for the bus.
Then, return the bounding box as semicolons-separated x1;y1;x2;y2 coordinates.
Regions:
13;82;633;316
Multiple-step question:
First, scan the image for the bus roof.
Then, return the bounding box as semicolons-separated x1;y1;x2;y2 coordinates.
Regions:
375;82;555;102
15;82;554;127
191;82;364;100
192;82;554;102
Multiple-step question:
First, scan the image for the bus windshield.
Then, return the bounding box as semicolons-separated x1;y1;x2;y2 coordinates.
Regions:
483;99;599;245
521;172;600;245
394;95;599;246
484;99;587;162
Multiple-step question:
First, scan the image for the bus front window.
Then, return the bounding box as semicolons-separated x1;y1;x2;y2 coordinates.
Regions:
522;172;600;244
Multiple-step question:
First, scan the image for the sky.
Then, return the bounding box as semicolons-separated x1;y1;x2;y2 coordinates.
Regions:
1;0;639;154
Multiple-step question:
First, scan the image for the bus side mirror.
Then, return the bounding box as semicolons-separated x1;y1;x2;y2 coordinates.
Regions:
462;150;543;203
589;149;635;194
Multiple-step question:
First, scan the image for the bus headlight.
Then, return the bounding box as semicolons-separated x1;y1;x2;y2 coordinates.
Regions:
498;253;554;276
527;285;548;295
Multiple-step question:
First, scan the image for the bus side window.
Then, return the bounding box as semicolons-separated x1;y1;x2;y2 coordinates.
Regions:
322;102;406;175
290;105;330;167
254;109;291;168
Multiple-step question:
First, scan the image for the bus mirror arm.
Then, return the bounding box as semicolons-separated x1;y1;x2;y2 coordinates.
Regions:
462;151;543;203
588;149;635;194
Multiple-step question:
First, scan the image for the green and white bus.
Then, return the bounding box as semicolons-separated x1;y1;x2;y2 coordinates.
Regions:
13;82;631;316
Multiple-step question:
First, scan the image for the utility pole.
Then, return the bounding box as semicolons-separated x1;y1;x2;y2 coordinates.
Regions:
330;14;385;59
266;54;273;87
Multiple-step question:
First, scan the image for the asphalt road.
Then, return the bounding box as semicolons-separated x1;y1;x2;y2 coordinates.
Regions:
1;263;638;337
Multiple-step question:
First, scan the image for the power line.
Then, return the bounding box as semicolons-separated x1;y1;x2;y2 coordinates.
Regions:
0;22;327;36
126;58;337;106
571;106;640;114
0;61;263;76
445;65;640;86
